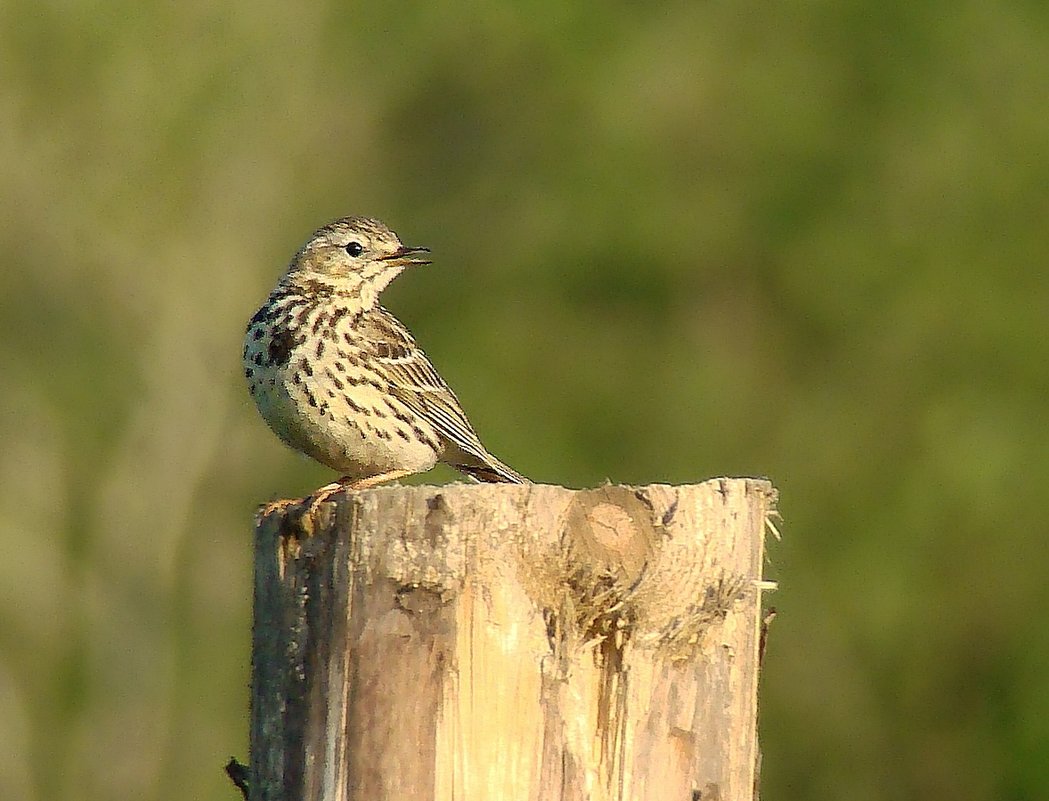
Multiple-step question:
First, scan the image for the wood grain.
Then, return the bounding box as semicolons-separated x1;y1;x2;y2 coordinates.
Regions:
249;479;776;801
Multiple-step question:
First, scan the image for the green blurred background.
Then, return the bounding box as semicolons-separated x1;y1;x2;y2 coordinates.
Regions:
2;1;1047;799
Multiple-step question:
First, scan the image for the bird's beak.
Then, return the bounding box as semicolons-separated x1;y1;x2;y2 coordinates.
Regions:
380;245;431;266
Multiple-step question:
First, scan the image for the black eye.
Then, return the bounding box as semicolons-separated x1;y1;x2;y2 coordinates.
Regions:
344;241;363;257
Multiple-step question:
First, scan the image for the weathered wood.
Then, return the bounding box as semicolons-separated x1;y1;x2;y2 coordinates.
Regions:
250;479;777;801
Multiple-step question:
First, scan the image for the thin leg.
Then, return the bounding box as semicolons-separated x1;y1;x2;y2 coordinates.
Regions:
306;469;414;505
341;469;414;491
257;470;414;518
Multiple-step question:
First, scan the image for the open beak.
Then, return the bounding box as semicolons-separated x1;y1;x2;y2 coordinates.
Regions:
380;245;431;266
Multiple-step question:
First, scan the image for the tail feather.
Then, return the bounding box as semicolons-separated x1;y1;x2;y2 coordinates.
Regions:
456;457;529;484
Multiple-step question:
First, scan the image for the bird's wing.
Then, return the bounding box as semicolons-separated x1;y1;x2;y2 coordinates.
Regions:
355;307;526;482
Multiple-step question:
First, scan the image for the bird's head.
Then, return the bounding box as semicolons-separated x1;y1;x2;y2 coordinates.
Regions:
286;216;430;305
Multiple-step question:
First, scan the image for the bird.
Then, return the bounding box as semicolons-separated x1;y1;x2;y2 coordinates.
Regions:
244;216;527;507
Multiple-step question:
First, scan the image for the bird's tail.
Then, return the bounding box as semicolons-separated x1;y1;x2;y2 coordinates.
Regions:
457;454;529;484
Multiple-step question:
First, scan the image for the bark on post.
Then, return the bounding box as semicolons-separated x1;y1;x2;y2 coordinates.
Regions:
249;478;777;801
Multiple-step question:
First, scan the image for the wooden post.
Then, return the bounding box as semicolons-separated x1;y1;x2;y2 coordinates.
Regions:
249;479;777;801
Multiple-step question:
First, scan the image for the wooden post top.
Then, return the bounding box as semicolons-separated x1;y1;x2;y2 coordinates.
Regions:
250;479;777;801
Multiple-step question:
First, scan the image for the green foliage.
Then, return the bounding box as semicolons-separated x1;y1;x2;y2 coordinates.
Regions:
1;1;1047;799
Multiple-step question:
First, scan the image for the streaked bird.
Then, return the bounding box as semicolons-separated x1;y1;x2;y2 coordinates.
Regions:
244;216;526;504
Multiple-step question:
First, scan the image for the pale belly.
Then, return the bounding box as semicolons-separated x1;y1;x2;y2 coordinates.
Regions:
246;354;441;480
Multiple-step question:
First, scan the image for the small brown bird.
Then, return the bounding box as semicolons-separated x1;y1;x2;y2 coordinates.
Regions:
244;216;527;500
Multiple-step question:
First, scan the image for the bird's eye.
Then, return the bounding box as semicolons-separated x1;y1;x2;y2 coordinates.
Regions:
344;241;364;257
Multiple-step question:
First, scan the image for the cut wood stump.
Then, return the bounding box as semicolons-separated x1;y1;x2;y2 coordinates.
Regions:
249;478;778;801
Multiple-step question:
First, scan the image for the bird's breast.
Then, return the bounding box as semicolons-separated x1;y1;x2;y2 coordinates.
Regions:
243;296;441;477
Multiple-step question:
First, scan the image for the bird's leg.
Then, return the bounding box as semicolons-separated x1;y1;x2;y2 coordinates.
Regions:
346;469;414;490
307;469;414;504
257;470;414;519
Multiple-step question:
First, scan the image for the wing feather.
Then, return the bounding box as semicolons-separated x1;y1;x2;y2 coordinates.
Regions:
355;307;526;482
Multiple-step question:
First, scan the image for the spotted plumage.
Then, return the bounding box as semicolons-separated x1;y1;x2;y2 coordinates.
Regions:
244;216;527;495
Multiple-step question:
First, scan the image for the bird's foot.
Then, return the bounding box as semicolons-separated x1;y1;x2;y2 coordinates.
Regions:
303;469;414;508
257;470;415;520
256;497;300;518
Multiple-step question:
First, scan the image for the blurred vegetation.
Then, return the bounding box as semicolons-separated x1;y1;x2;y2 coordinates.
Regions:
1;1;1047;799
